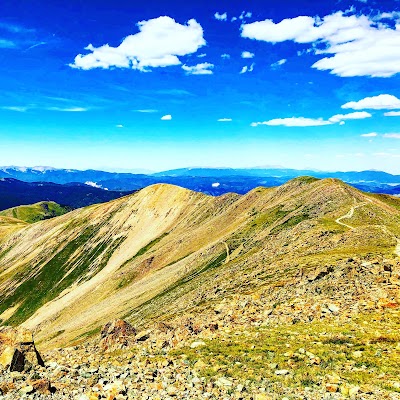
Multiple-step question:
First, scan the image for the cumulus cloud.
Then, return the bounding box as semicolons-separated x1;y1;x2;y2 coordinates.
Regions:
70;16;205;71
218;118;232;122
385;111;400;116
251;117;332;127
241;51;254;58
240;63;255;74
182;62;214;75
116;124;124;128
221;53;231;59
329;111;372;123
161;114;172;120
241;11;400;77
383;133;400;139
214;12;227;21
342;94;400;110
361;132;378;137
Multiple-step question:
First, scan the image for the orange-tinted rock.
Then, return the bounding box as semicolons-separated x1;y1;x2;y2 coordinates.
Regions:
99;320;136;351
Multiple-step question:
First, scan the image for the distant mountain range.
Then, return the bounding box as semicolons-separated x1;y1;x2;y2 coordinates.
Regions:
1;166;400;198
0;178;133;211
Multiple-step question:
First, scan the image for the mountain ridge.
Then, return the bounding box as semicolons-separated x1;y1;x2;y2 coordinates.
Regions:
0;178;399;350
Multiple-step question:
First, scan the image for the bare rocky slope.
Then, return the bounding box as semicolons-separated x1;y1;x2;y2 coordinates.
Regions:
0;177;399;399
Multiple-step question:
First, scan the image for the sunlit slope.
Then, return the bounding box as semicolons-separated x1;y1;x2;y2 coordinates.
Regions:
0;201;70;223
0;179;399;348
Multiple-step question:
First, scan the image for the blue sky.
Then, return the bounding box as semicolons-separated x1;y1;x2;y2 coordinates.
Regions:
1;0;400;173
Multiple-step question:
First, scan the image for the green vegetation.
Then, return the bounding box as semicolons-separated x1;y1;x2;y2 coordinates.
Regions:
0;201;71;223
0;226;125;325
271;213;309;234
171;310;400;394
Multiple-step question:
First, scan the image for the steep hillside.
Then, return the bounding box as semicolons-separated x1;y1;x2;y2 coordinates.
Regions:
0;178;399;352
0;201;70;223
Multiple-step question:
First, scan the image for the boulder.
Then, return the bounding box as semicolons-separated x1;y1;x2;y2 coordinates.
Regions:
0;326;44;372
99;319;136;351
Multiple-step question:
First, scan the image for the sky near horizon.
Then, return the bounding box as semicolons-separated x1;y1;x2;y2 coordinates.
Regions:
1;0;400;173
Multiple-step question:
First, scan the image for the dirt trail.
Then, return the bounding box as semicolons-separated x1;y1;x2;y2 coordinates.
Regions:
336;197;400;257
335;198;370;230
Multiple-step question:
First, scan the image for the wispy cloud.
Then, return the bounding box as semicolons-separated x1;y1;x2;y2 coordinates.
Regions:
361;132;378;137
156;89;193;96
0;39;16;48
251;117;332;127
240;63;255;74
383;133;400;139
0;106;28;112
116;124;124;128
1;105;88;112
0;21;35;34
182;62;214;75
342;95;400;110
134;109;158;113
329;111;371;123
221;53;230;59
46;107;88;112
271;59;287;68
218;118;232;122
384;111;400;117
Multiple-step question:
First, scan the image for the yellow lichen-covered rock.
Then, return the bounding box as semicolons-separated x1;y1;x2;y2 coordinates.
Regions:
0;326;44;372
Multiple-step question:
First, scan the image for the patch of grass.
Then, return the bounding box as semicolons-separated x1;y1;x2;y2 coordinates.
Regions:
0;201;71;223
170;310;400;393
271;213;309;234
1;226;125;325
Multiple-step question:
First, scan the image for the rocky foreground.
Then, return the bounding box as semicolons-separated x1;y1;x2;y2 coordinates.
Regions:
1;255;400;400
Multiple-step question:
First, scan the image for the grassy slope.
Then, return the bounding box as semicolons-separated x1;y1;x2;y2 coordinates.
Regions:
0;201;70;223
0;179;399;350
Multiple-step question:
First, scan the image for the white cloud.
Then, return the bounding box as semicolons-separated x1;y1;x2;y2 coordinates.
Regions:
329;111;372;122
385;111;400;116
251;117;332;127
212;182;221;187
85;181;102;189
241;11;400;78
251;110;371;127
241;51;254;58
161;114;172;120
134;109;158;113
240;63;255;74
197;53;207;58
1;105;87;112
218;118;232;122
0;106;28;112
116;124;124;128
46;107;88;112
342;94;400;110
221;53;231;59
214;12;227;21
70;16;205;71
383;133;400;139
271;58;287;68
361;132;378;137
182;62;214;75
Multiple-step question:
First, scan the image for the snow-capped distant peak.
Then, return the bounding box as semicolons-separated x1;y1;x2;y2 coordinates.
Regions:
31;166;57;172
